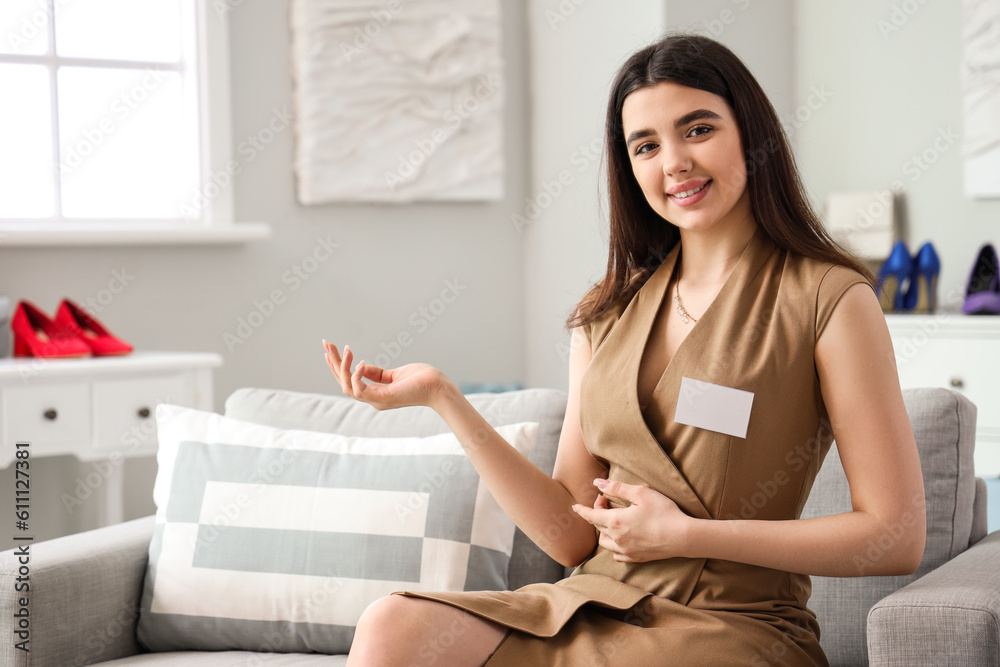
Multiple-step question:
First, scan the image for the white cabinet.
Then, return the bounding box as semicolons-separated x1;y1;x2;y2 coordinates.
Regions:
0;351;221;523
885;314;1000;477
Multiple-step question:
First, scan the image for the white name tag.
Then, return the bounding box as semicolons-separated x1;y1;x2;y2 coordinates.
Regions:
674;376;754;439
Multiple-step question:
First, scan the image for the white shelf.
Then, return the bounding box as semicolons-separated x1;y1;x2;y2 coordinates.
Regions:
0;222;271;246
884;312;1000;337
0;351;223;381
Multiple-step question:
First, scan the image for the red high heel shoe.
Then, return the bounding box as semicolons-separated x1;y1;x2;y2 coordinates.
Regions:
12;300;92;358
55;298;134;356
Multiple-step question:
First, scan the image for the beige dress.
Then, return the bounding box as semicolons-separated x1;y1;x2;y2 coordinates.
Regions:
402;229;870;666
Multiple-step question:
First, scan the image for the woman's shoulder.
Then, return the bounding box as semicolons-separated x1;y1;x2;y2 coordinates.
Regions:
578;266;656;350
782;252;872;297
781;253;875;339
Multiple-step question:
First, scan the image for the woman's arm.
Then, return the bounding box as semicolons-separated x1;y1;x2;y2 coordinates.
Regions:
574;283;927;577
432;326;606;566
324;328;606;567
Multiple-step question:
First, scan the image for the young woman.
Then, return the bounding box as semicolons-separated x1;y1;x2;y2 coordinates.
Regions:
326;33;925;667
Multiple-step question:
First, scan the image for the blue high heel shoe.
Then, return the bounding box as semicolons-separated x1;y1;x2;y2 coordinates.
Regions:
877;240;912;313
903;242;940;313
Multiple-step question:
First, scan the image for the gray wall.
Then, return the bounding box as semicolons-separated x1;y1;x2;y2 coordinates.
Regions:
666;0;795;117
225;0;529;397
523;0;668;390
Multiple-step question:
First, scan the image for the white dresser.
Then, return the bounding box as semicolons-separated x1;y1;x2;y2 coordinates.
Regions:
885;314;1000;478
0;351;222;523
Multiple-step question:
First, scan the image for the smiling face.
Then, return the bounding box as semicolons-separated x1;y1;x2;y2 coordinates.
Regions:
622;81;753;235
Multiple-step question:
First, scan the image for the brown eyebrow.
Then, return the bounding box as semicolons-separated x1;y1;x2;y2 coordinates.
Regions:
674;108;723;129
624;108;724;148
624;128;656;148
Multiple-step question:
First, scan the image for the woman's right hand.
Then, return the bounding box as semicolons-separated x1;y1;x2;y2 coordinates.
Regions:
323;340;452;411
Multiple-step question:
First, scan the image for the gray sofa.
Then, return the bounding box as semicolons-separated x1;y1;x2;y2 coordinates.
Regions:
1;386;997;666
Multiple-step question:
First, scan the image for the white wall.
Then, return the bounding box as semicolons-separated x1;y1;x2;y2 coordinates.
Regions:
796;0;1000;308
0;0;532;548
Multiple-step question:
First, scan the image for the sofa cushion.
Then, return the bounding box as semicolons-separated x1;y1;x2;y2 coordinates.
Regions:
972;477;989;548
137;404;537;654
224;387;569;589
801;387;978;666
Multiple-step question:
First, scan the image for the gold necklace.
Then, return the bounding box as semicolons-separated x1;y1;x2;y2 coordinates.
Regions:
672;265;698;324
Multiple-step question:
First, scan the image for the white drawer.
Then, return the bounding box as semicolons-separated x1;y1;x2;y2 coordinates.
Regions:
2;382;91;457
93;374;189;456
893;336;1000;430
974;434;1000;478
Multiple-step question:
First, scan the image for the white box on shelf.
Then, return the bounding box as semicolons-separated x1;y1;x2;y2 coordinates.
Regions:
825;190;896;260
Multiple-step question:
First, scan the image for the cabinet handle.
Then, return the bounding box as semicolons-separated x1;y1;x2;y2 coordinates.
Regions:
43;408;57;421
950;377;964;389
137;407;151;419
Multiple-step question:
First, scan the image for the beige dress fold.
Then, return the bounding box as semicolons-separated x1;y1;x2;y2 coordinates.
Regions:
400;229;870;666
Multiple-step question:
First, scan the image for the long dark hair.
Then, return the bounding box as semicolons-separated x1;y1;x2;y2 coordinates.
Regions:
567;33;874;330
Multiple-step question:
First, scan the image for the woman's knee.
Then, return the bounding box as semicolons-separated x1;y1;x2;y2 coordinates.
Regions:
355;594;415;636
349;596;422;665
350;595;506;666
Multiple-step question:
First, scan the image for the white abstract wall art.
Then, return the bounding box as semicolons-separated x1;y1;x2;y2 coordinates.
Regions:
963;0;1000;198
290;0;505;204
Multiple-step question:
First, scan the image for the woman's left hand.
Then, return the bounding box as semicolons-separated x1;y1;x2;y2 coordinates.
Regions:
323;340;450;411
571;479;693;563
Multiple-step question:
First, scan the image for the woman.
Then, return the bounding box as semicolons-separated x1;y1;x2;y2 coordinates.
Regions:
326;33;925;666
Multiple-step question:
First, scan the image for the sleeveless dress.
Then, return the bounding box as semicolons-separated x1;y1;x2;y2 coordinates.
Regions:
400;229;871;666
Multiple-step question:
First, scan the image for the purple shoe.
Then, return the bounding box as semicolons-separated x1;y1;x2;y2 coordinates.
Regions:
962;243;1000;315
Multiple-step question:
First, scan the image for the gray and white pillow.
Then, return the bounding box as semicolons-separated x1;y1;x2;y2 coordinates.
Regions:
137;403;538;654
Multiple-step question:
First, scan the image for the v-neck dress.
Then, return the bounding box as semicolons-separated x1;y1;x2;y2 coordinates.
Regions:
399;229;870;666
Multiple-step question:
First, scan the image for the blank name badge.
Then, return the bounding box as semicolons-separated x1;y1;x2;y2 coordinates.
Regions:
674;376;754;439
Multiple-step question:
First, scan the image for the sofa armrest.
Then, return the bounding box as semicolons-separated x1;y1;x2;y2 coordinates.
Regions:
0;516;155;667
867;530;1000;667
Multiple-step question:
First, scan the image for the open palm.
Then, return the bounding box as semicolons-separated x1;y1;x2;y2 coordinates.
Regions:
323;340;446;411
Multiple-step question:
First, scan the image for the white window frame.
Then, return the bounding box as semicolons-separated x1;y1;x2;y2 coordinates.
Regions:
0;0;269;246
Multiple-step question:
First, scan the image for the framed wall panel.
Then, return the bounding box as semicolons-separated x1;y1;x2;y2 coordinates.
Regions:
963;0;1000;198
290;0;505;204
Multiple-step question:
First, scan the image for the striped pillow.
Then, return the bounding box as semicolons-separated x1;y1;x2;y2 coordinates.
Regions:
137;403;538;654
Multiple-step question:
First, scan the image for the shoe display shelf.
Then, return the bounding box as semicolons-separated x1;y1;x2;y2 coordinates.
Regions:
0;351;221;525
885;313;1000;480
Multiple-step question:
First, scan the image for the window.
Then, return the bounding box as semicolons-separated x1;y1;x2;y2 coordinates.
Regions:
0;1;263;243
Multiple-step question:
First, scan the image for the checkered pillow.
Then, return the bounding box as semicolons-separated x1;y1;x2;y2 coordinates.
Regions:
137;404;537;654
